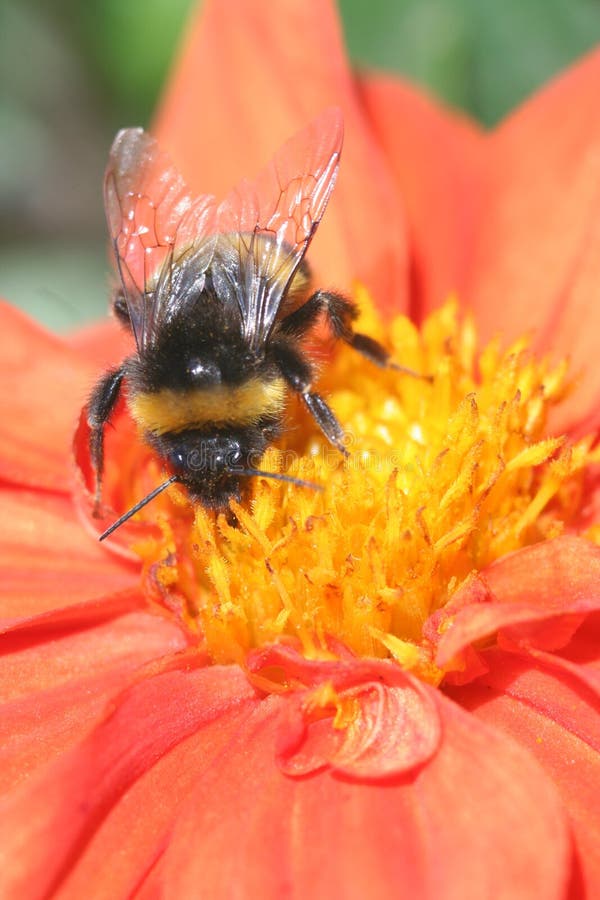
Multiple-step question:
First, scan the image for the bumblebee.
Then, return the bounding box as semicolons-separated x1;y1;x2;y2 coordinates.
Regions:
89;109;407;540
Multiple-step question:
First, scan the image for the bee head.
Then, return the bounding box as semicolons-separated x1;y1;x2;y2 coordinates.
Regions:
168;433;244;479
98;425;321;541
162;429;261;508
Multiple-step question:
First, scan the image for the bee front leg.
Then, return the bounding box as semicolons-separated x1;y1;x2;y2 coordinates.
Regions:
272;341;348;457
301;391;349;457
87;366;125;512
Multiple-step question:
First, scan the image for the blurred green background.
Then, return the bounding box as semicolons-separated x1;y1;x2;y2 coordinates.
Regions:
2;0;600;331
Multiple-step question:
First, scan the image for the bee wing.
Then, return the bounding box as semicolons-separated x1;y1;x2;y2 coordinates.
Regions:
213;108;344;352
104;128;217;353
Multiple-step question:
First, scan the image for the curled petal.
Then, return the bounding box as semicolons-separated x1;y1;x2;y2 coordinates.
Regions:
248;644;441;779
433;536;600;668
437;604;589;670
248;641;407;691
278;677;441;780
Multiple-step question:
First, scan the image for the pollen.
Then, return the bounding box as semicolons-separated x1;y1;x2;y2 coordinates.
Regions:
134;293;598;680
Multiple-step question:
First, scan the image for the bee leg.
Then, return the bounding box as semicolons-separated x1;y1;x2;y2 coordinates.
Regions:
302;392;349;457
87;366;125;512
278;289;350;339
272;341;349;457
280;290;431;379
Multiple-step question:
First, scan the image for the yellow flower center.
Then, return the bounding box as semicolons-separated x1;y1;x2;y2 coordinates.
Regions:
133;292;598;680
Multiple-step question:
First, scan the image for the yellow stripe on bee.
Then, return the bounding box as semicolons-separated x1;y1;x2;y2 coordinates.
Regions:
129;377;287;434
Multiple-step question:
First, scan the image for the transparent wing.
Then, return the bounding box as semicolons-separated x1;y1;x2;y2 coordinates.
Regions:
213;108;344;353
104;128;217;353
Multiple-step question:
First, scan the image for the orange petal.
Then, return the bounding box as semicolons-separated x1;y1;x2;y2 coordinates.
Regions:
0;610;187;795
154;690;569;900
451;648;600;896
433;536;600;668
72;402;163;558
358;74;485;318
154;0;409;309
0;304;96;491
66;319;133;370
560;609;600;691
51;679;256;900
0;488;137;621
0;664;255;900
465;49;600;436
477;535;600;609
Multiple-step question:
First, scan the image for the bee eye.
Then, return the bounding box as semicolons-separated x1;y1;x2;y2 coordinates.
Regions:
169;449;187;471
226;443;243;469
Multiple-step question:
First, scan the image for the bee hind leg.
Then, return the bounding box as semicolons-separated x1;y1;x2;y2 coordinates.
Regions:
87;366;125;513
280;290;431;380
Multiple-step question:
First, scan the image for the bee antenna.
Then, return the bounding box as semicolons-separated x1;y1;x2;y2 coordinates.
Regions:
98;474;180;542
232;468;323;492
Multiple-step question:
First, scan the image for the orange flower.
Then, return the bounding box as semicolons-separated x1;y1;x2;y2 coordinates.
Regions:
1;2;600;899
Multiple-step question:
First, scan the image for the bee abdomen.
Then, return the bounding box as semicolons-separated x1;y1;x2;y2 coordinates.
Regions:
129;377;287;435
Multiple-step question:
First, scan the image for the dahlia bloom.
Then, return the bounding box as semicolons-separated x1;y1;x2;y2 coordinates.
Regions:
1;2;600;899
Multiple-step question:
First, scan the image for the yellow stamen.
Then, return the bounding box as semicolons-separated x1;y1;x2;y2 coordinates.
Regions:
131;293;599;678
305;683;359;730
